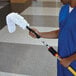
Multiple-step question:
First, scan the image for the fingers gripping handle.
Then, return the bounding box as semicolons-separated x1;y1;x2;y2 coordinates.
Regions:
26;26;41;38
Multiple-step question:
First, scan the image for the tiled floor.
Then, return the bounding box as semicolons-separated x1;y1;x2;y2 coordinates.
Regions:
0;42;57;76
0;0;61;76
37;0;60;2
31;1;61;7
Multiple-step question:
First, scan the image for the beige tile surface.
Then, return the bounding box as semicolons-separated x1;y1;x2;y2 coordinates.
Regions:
21;7;60;16
0;26;58;46
0;72;30;76
0;42;57;76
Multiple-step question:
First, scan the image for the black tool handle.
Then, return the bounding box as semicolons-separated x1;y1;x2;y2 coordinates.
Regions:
26;26;40;38
48;47;58;56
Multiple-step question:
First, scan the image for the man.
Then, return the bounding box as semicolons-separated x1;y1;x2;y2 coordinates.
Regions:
29;0;76;76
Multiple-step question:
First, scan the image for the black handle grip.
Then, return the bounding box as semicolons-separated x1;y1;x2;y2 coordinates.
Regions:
48;47;57;56
26;26;40;38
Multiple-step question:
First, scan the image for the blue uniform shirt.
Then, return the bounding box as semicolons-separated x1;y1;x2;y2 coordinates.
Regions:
58;4;76;76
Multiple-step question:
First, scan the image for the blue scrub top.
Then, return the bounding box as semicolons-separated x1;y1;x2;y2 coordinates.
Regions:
58;4;76;76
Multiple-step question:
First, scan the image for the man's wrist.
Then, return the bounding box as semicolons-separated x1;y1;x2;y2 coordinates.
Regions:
68;55;76;63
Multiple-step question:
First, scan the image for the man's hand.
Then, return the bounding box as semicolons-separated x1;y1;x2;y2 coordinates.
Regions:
29;28;41;38
60;57;73;68
60;53;76;68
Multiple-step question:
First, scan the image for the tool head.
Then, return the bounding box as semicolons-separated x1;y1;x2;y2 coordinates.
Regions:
6;12;29;33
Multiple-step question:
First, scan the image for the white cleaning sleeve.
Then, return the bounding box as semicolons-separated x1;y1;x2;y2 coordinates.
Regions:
6;12;29;33
6;13;16;33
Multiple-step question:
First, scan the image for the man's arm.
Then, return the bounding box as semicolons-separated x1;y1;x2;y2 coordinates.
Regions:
60;53;76;68
29;28;59;39
39;30;59;39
